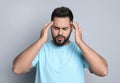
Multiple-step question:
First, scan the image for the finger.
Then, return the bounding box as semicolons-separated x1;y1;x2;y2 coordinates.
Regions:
76;22;81;28
44;21;53;29
74;22;81;30
44;21;49;27
46;21;53;29
70;22;75;29
72;23;78;30
76;23;82;32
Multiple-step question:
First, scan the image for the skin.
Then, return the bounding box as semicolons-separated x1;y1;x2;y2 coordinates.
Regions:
51;17;72;46
72;23;108;76
12;17;108;77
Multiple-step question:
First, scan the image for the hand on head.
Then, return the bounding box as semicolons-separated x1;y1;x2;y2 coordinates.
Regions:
40;21;53;43
71;22;83;44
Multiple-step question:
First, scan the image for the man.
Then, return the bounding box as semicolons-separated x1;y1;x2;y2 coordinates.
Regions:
12;7;108;83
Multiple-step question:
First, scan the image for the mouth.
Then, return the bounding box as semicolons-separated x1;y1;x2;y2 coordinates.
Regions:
56;36;64;42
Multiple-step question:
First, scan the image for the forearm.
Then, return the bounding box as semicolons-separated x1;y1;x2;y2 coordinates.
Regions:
78;40;108;76
12;39;44;74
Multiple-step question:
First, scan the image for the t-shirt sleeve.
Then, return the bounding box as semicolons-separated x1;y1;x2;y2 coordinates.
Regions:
32;53;39;67
82;57;89;69
32;42;45;67
32;46;44;67
76;45;90;69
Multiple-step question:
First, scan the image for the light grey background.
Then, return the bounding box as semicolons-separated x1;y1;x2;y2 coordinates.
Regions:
0;0;120;83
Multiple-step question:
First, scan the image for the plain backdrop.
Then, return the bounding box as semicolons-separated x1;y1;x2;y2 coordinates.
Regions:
0;0;120;83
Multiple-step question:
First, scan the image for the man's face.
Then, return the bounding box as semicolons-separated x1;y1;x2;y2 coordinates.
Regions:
51;17;72;46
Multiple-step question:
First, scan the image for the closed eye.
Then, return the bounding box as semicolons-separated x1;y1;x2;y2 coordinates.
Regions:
62;27;68;30
53;26;69;31
53;26;59;30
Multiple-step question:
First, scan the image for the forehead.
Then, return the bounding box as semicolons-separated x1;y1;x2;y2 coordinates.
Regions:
53;17;71;28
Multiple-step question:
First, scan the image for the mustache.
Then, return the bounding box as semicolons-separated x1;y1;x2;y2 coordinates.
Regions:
56;35;65;38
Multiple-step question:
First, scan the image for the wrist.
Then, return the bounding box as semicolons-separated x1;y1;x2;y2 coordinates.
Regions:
38;38;46;45
76;39;84;47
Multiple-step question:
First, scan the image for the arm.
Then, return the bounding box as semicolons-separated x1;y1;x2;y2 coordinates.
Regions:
12;22;53;75
72;23;108;77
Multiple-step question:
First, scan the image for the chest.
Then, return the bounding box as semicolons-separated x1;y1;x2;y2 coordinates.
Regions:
40;49;84;73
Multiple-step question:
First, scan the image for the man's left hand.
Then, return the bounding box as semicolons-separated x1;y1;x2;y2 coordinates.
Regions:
71;23;83;45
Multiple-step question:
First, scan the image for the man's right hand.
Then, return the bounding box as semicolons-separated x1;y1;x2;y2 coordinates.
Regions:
12;22;53;75
40;22;53;43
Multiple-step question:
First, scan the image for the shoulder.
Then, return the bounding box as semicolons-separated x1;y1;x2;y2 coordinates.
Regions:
40;41;54;51
70;41;82;54
41;41;52;47
70;41;79;50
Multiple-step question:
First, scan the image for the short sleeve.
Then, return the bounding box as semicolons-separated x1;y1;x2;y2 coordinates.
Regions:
32;53;39;67
83;57;89;69
32;44;46;68
76;45;90;69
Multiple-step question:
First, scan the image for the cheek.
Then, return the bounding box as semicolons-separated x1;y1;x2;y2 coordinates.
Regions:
51;29;58;36
64;30;71;36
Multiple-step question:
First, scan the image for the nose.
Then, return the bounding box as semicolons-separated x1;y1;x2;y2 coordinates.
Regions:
58;29;63;35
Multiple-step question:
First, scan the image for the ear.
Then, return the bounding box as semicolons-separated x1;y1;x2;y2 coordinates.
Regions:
70;22;73;31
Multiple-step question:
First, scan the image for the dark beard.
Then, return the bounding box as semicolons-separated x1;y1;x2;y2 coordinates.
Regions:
52;33;71;46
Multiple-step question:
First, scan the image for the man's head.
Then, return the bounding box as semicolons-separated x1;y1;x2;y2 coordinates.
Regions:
51;6;74;46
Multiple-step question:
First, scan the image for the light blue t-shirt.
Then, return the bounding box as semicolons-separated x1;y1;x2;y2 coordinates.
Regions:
32;41;89;83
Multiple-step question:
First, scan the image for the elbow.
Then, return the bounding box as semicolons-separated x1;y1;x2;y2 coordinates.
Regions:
92;66;108;77
97;66;108;77
100;68;108;77
12;67;21;75
101;63;109;77
100;70;108;77
12;65;25;75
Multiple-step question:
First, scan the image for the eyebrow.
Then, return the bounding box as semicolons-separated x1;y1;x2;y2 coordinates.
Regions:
53;26;69;29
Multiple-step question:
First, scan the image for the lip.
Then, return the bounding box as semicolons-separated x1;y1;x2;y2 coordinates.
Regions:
56;37;64;41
